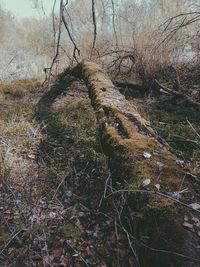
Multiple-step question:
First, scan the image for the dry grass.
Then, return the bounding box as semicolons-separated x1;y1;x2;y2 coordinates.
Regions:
0;79;41;99
0;78;113;267
0;117;44;187
0;79;43;186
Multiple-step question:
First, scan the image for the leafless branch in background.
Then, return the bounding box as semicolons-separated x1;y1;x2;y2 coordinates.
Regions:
44;0;80;85
52;0;57;48
90;0;97;58
158;12;200;45
111;0;118;48
61;7;80;62
43;0;62;86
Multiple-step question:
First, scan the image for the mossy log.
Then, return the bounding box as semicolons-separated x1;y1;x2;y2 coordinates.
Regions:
67;61;200;266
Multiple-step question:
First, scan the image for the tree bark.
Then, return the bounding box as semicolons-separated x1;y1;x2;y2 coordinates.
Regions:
66;61;200;267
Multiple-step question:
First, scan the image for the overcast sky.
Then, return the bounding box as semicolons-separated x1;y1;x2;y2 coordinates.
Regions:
0;0;59;19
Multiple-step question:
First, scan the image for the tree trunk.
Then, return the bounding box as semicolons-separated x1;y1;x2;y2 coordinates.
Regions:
67;61;200;267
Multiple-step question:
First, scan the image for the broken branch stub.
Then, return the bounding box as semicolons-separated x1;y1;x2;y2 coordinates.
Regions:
68;61;200;266
154;79;200;108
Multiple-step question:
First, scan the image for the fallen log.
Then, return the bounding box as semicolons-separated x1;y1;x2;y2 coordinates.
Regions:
66;61;200;266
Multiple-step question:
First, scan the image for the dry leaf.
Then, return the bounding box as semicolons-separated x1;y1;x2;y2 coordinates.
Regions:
182;222;194;230
190;203;200;210
142;179;151;187
176;159;184;166
154;184;160;191
143;152;151;159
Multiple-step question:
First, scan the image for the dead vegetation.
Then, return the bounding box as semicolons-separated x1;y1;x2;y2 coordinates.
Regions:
0;77;136;266
0;1;200;266
0;56;200;266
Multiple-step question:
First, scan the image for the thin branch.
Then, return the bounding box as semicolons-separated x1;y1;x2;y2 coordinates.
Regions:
61;2;80;62
65;242;90;266
141;242;200;263
52;0;57;48
0;230;22;256
1;55;17;76
160;12;200;31
43;0;62;86
111;0;118;48
173;134;200;145
187;119;200;139
106;189;200;215
154;79;200;108
90;0;97;57
98;211;200;263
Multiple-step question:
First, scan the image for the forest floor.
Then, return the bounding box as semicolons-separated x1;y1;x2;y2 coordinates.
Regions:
0;78;137;267
0;65;200;266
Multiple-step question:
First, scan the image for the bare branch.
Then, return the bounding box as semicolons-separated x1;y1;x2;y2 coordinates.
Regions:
111;0;118;48
43;0;62;86
52;0;57;48
61;11;80;62
90;0;97;58
154;79;200;108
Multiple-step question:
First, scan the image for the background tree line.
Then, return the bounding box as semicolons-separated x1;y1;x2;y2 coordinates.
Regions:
0;0;199;81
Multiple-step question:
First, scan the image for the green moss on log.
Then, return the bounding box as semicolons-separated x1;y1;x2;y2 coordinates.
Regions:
68;61;200;266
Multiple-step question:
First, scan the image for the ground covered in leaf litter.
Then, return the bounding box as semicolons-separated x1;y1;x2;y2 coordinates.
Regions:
0;79;137;267
1;71;200;267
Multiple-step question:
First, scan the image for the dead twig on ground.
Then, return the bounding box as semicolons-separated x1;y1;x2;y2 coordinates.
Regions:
187;119;200;139
0;230;22;256
154;79;200;108
106;189;200;215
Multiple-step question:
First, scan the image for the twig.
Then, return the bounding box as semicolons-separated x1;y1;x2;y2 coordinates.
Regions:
90;0;97;58
52;174;66;200
52;0;57;48
106;189;200;214
29;248;55;267
43;230;50;259
44;0;63;86
0;230;22;255
1;55;17;76
61;7;80;61
116;200;140;267
2;179;28;224
173;134;200;145
141;242;200;263
98;172;111;210
154;79;200;108
111;0;118;48
97;211;200;263
187;119;200;139
65;242;90;266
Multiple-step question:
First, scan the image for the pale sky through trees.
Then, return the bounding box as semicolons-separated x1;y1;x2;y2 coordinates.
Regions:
0;0;59;19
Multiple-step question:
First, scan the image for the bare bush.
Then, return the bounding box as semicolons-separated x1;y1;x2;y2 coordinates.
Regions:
0;0;199;80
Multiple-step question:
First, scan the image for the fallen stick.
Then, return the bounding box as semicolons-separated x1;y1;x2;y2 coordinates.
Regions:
155;79;200;108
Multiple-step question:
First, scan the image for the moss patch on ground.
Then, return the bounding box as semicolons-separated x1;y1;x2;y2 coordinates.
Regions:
0;79;41;99
148;97;200;162
0;78;112;266
37;95;108;202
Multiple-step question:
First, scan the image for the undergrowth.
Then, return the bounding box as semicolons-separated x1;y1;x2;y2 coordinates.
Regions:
0;79;41;99
0;78;113;266
149;97;200;164
1;74;199;266
37;95;108;204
